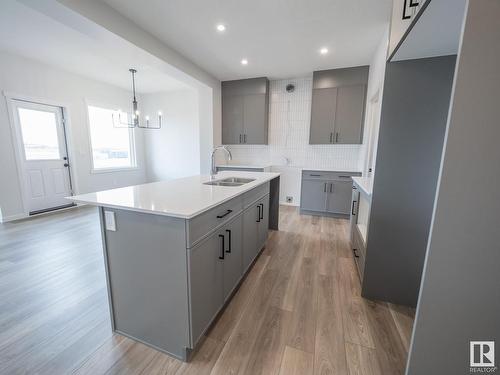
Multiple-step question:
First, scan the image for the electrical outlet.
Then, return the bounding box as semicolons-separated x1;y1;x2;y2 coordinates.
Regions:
286;196;293;203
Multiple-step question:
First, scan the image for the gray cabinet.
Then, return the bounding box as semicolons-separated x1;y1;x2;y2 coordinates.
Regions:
335;85;366;144
326;180;353;215
189;230;224;345
309;67;368;145
300;170;361;217
222;215;243;301
222;77;269;145
310;88;337;144
300;179;328;212
242;193;270;272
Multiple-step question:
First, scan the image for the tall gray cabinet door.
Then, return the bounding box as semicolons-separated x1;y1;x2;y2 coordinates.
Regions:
327;181;353;214
334;85;366;144
301;180;328;212
258;195;270;250
222;95;243;144
309;88;337;144
188;232;224;345
242;206;258;271
243;94;268;144
222;215;243;301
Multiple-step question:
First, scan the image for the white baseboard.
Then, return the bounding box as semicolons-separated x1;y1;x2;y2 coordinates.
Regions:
0;213;27;223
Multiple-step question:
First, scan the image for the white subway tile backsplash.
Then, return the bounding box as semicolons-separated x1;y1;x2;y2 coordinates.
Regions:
226;77;362;205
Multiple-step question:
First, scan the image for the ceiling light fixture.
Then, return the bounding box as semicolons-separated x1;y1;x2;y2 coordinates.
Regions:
320;47;329;55
216;24;226;32
112;69;162;129
241;59;248;65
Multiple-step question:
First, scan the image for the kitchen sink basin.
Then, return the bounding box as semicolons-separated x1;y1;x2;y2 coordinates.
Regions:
204;177;255;187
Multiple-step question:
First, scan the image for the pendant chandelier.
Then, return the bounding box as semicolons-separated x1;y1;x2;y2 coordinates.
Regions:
112;68;162;129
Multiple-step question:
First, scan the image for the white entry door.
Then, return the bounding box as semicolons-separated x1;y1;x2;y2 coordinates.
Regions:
12;100;73;214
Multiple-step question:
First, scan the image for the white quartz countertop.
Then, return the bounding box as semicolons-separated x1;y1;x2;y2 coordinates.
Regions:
67;171;279;219
352;176;373;197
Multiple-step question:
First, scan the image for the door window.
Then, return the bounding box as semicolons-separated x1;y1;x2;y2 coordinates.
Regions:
17;107;61;160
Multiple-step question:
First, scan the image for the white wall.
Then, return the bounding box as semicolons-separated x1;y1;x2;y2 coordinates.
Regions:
358;29;389;174
141;90;200;181
0;51;148;221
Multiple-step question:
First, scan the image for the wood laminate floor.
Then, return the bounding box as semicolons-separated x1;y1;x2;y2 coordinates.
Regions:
0;205;414;375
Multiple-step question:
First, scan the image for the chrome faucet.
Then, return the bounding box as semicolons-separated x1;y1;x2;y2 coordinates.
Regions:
211;146;232;178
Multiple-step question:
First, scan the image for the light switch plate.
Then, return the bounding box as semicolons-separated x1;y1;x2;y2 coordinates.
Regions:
104;211;116;231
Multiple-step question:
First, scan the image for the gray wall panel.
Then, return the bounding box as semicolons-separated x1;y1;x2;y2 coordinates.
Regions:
362;55;456;307
407;1;500;373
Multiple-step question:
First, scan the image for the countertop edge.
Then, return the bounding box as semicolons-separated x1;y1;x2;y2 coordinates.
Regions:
67;173;280;219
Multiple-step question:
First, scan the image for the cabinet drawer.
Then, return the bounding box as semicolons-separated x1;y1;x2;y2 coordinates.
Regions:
187;197;243;247
243;182;270;209
302;170;361;181
352;225;366;281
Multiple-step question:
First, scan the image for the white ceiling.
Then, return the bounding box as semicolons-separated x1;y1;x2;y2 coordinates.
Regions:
392;0;467;61
0;0;189;93
100;0;392;81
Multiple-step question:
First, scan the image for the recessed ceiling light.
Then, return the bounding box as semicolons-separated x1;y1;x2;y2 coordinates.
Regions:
216;24;226;32
241;59;248;65
320;47;329;55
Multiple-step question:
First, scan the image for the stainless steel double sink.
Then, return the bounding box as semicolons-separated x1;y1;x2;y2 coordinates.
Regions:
204;177;255;187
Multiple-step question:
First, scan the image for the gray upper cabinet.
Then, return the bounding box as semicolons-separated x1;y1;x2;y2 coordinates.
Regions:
310;88;338;144
222;77;269;145
309;67;369;145
335;85;366;144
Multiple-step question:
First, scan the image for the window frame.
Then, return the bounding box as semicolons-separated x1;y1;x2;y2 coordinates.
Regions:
85;101;138;174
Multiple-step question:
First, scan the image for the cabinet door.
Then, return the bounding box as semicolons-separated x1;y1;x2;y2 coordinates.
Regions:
222;95;244;144
243;94;268;144
334;85;366;144
222;215;243;301
327;181;353;215
310;88;337;144
301;179;328;212
242;205;259;271
258;195;270;250
188;231;224;344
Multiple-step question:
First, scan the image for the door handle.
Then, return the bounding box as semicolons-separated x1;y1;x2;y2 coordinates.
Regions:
225;229;232;253
259;203;264;220
218;234;225;260
352;200;357;215
216;209;233;219
257;205;261;222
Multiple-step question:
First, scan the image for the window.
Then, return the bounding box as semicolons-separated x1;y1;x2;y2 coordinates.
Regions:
18;107;61;160
87;105;136;170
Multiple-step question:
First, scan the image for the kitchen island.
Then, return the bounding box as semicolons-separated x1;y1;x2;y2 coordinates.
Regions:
68;171;280;361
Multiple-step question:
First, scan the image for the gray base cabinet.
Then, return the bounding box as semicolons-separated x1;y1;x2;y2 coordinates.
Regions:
300;170;361;217
99;180;277;362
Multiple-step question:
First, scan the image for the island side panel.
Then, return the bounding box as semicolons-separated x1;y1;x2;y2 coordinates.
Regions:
269;176;280;230
99;207;190;360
